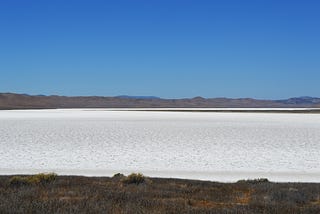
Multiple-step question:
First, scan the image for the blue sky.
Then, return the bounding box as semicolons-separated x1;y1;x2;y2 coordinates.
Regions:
0;0;319;99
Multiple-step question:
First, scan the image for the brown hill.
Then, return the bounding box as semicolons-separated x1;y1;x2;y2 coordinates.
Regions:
0;93;319;109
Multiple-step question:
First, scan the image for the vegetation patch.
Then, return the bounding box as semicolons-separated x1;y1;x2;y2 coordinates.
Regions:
121;173;145;185
237;178;270;184
113;173;125;178
1;175;320;213
9;173;57;186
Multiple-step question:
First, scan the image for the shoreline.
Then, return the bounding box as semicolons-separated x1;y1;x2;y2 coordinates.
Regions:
1;107;320;113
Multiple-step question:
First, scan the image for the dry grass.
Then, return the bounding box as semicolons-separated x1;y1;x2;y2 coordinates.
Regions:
0;174;320;213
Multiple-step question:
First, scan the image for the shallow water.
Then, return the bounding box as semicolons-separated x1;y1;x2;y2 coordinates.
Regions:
1;109;320;182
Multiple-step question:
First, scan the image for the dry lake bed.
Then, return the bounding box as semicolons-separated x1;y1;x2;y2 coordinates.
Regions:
0;109;320;182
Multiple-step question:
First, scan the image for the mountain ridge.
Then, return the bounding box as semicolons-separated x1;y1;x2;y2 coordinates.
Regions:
0;93;319;110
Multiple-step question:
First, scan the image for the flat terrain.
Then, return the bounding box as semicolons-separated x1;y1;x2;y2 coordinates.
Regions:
1;174;320;214
1;109;320;182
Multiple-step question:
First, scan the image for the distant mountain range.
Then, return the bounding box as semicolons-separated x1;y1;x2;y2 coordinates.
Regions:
276;96;320;105
115;95;161;100
0;93;320;110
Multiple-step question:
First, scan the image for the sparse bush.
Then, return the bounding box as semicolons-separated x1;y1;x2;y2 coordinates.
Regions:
121;173;145;185
237;178;269;184
35;173;57;184
9;173;57;186
113;173;125;178
9;176;31;186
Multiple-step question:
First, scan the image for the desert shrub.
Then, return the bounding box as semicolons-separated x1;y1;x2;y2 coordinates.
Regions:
237;178;269;184
9;176;31;186
121;173;145;185
113;173;125;178
35;173;57;184
9;173;57;186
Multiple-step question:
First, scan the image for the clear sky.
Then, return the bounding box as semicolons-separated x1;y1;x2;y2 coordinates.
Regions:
0;0;319;99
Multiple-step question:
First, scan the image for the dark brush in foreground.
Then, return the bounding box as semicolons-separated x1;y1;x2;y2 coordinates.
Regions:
1;173;320;214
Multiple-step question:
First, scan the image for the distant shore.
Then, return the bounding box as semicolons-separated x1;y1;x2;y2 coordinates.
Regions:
119;108;320;114
2;107;320;114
